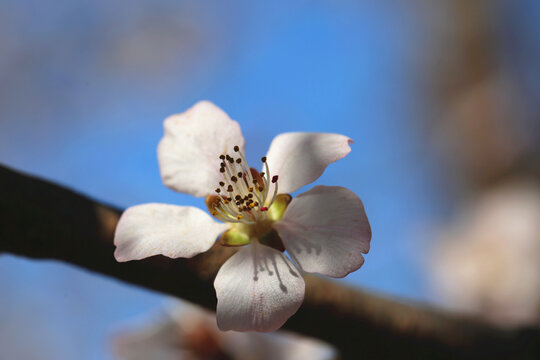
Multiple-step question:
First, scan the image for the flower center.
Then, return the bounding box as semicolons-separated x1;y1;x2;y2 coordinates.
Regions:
210;145;278;225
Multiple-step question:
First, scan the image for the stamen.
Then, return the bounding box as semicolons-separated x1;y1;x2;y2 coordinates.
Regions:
267;176;279;209
236;149;255;185
261;160;271;204
212;146;280;225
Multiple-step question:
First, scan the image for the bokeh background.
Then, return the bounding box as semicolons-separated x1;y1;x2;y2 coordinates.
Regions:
1;1;540;359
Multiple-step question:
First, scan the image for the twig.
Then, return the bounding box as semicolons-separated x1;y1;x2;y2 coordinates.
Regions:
1;164;538;359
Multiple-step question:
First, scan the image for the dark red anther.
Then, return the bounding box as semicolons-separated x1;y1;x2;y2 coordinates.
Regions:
271;175;279;183
260;206;268;211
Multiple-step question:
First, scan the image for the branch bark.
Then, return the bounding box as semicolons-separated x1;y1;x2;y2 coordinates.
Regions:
1;164;539;359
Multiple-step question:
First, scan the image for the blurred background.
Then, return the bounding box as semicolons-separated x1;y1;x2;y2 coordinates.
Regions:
1;0;540;359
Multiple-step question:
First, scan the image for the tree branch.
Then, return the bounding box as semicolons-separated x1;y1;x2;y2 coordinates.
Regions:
1;164;538;359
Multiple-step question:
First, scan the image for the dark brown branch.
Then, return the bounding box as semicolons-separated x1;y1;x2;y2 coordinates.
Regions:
1;164;539;359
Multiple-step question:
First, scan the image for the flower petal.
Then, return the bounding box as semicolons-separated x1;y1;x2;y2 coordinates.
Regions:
214;242;305;332
264;132;352;194
114;203;228;262
158;101;245;197
273;186;371;278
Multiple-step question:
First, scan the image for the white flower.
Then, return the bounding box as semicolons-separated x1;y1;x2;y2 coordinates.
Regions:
112;300;338;360
429;180;540;327
114;101;372;332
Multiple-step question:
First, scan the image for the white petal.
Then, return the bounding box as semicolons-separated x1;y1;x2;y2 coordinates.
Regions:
273;186;371;278
214;242;305;332
264;132;352;194
114;203;228;262
158;101;245;197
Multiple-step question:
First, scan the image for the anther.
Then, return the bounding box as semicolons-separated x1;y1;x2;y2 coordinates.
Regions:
234;145;240;152
219;155;225;160
227;185;233;192
236;158;241;164
236;214;243;220
260;172;265;177
258;186;264;192
237;172;243;177
220;168;225;173
261;156;267;162
272;175;279;183
215;188;221;193
248;193;253;198
260;206;268;211
219;181;225;186
231;176;238;182
235;195;241;200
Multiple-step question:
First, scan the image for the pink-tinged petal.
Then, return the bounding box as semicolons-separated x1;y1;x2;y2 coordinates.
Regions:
158;101;245;197
273;186;371;278
114;203;228;262
214;242;305;332
264;132;352;194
